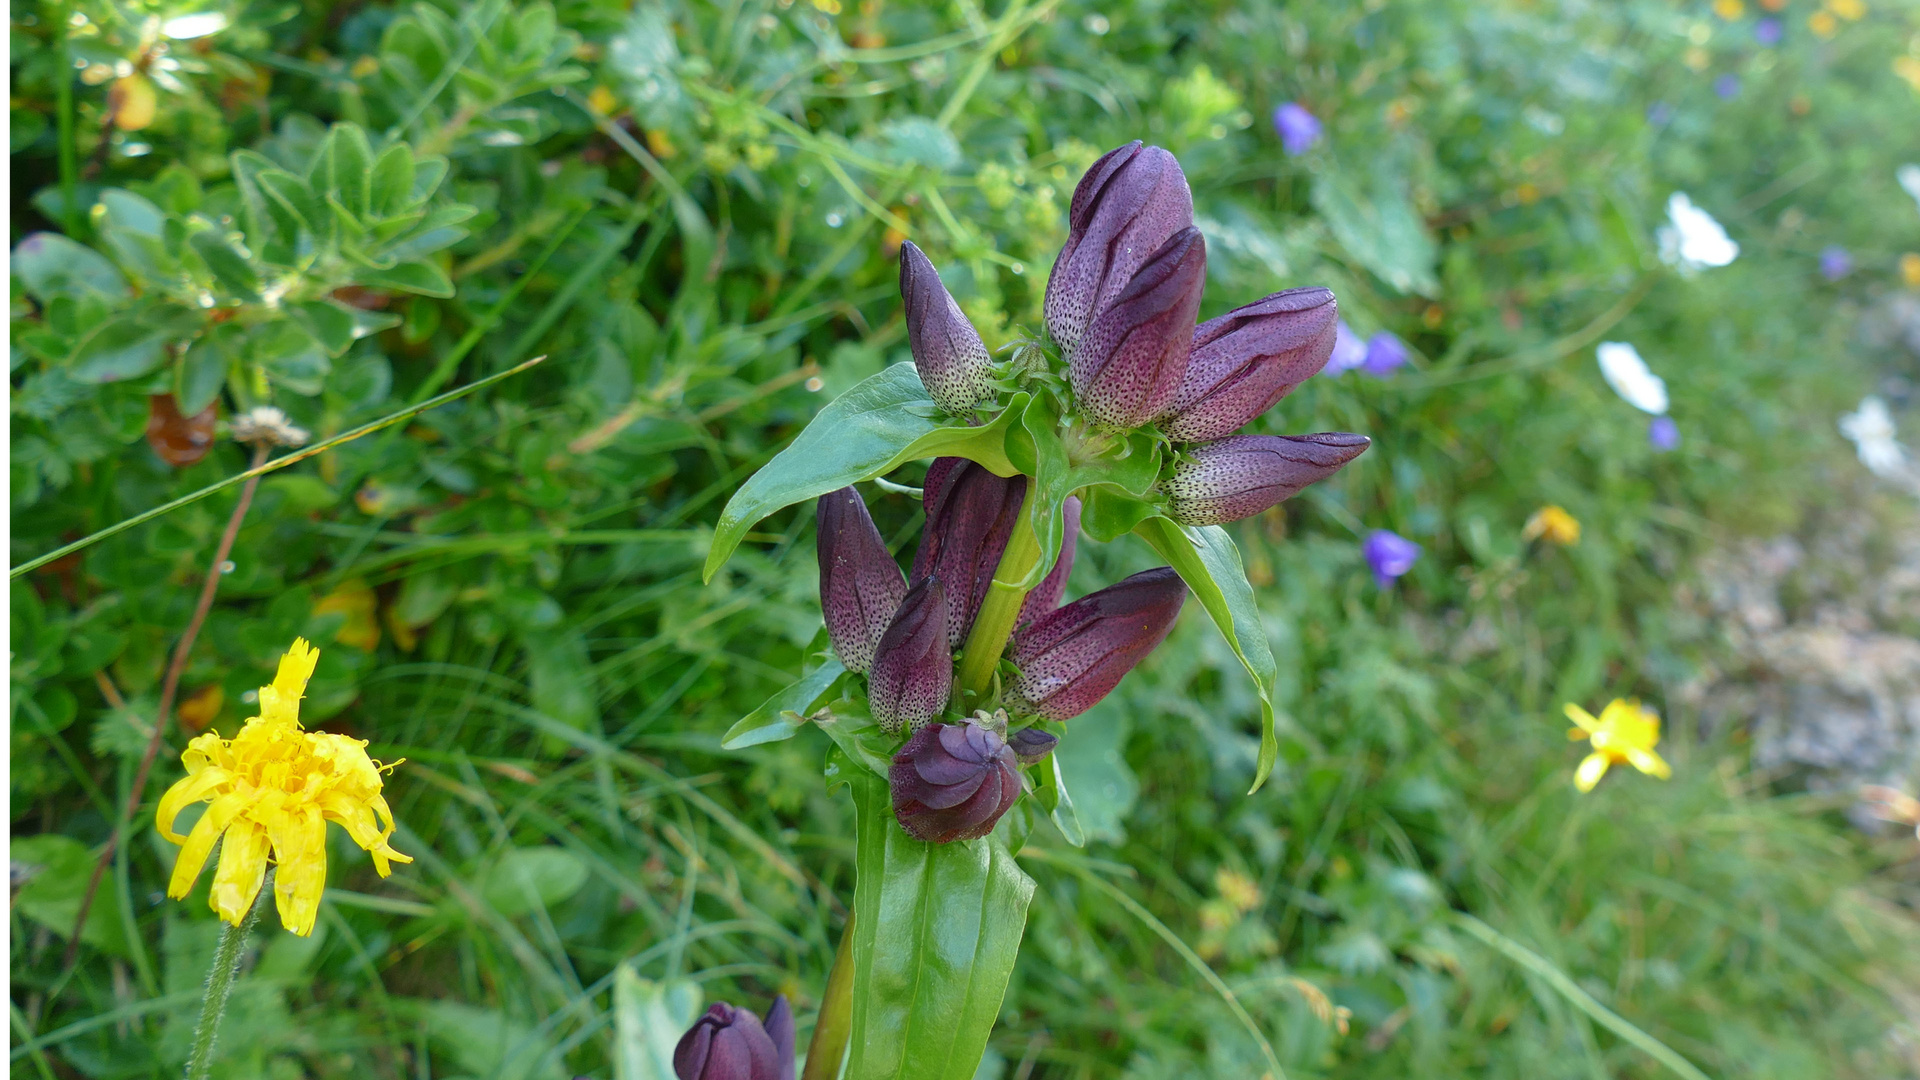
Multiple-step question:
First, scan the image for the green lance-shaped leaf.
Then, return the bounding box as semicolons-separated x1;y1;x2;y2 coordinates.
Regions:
1133;517;1284;794
703;364;1026;582
838;763;1034;1080
721;657;845;749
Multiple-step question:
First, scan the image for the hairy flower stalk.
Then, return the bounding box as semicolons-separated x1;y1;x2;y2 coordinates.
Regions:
913;458;1027;648
1162;287;1340;442
901;241;993;415
1008;567;1187;720
1069;226;1208;428
868;577;954;734
674;997;795;1080
1045;141;1195;356
1163;434;1371;526
817;487;907;674
889;719;1024;843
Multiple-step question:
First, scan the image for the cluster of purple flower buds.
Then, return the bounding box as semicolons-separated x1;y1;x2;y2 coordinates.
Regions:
672;997;793;1080
818;466;1188;840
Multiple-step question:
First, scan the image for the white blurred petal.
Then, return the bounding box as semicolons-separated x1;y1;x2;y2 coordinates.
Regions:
162;11;228;39
1658;192;1738;271
1899;164;1920;216
1596;341;1669;415
1838;396;1911;479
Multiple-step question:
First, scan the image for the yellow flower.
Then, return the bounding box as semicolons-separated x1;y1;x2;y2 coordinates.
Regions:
1903;253;1920;289
157;639;410;935
1563;699;1672;792
1522;505;1582;545
1809;10;1838;36
1826;0;1865;20
1712;0;1744;18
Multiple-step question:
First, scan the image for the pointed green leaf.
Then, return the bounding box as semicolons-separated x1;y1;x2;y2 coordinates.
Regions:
843;766;1034;1080
312;122;375;218
12;232;129;301
176;324;237;415
722;658;845;749
703;364;1025;582
369;143;417;216
187;229;260;300
289;300;358;356
67;301;201;383
356;259;455;297
1134;517;1283;794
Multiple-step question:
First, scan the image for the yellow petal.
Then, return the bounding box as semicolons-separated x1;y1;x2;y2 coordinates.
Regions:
1626;745;1673;780
1574;752;1610;792
1563;703;1600;732
156;767;232;842
209;819;272;925
167;789;251;899
269;806;329;936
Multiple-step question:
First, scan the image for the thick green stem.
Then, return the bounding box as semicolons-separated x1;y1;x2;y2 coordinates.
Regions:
955;488;1043;701
800;910;856;1080
183;875;268;1080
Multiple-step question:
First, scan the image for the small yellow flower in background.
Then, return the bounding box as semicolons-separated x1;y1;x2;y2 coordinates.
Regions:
1522;505;1581;545
158;639;409;936
1897;57;1920;94
314;581;381;651
1563;699;1672;792
1809;10;1838;36
1712;0;1744;19
586;84;620;116
1826;0;1865;19
1902;253;1920;288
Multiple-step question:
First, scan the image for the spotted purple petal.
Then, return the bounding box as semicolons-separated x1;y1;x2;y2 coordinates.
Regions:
1069;226;1207;428
817;487;908;674
1008;567;1187;720
868;576;953;734
1163;433;1371;526
913;458;1027;648
890;719;1022;843
1044;142;1195;356
901;240;993;415
1161;287;1339;441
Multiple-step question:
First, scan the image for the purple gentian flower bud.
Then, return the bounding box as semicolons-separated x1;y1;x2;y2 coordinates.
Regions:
869;576;954;734
913;458;1027;647
1272;102;1322;156
818;487;908;675
1008;567;1187;720
673;997;794;1080
1162;287;1340;441
1323;319;1367;376
890;720;1022;844
1755;17;1783;45
1362;530;1421;588
1819;245;1852;281
1069;226;1208;428
1648;415;1681;452
1016;495;1081;629
1714;74;1740;100
1163;433;1370;526
900;240;993;415
1044;142;1195;356
1360;332;1408;377
1007;726;1059;763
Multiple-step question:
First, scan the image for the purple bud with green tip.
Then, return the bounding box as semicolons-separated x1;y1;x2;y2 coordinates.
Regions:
1008;567;1187;721
1015;495;1081;629
1045;142;1195;356
1163;433;1370;526
818;487;908;674
901;240;993;415
1007;726;1059;763
889;719;1022;843
868;576;954;734
1070;226;1208;428
913;458;1027;647
1161;287;1340;441
673;996;794;1080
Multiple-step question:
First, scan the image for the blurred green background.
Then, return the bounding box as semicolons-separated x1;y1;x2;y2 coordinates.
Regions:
11;0;1920;1076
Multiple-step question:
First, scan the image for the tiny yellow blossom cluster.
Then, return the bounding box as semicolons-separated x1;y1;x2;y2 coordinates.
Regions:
158;639;410;935
1563;699;1672;792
